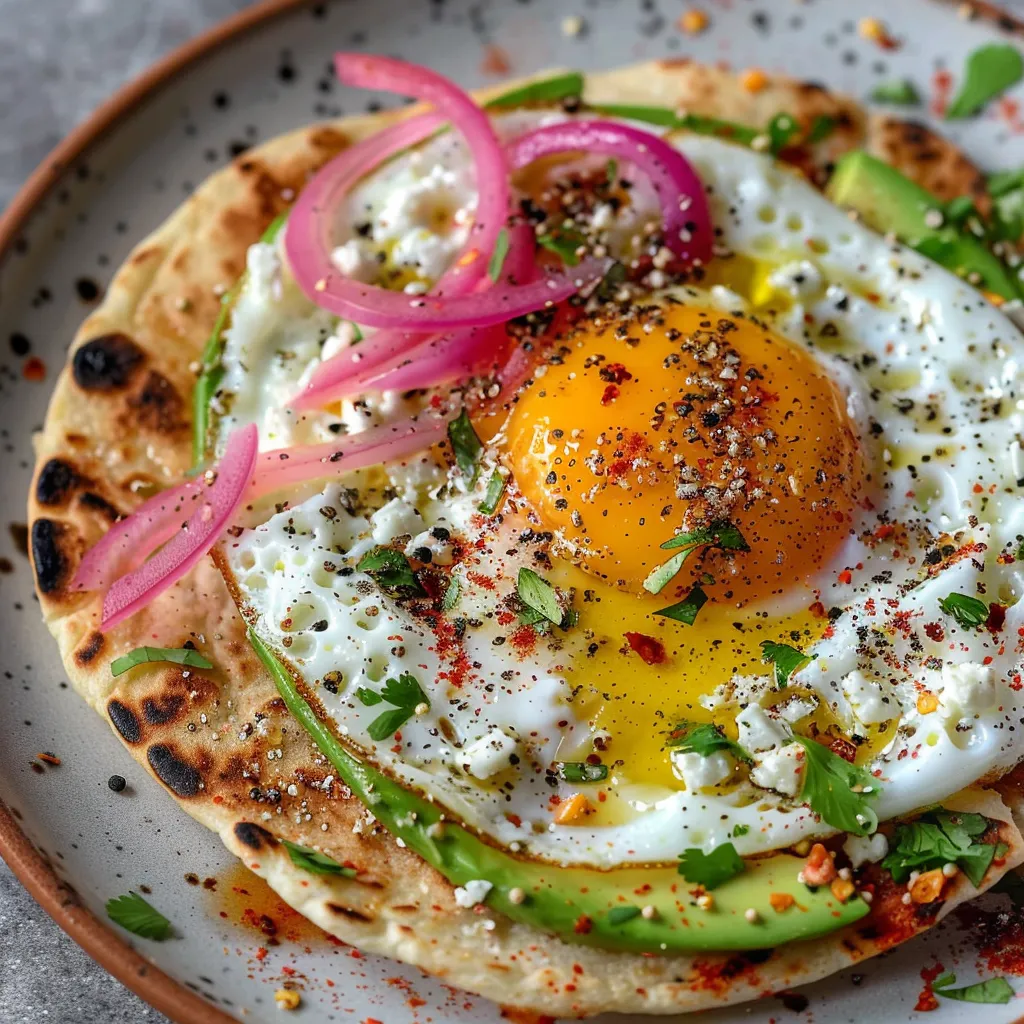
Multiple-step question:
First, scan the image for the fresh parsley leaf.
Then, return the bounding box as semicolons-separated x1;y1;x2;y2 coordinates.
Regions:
110;646;213;677
517;567;566;626
485;71;585;109
665;721;752;764
947;43;1024;120
442;574;461;612
677;843;745;890
478;470;508;515
557;761;609;783
282;840;356;877
447;409;483;482
732;823;750;838
883;809;997;887
654;584;708;626
767;112;800;154
367;707;415;741
807;114;836;143
606;905;641;925
933;973;1014;1005
939;592;988;629
379;672;429;710
644;520;748;595
106;892;172;941
793;736;879;836
356;687;383;706
870;78;920;105
760;640;817;686
537;227;587;266
357;547;424;595
488;227;510;282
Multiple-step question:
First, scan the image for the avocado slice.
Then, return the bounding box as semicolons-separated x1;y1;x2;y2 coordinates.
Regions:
826;151;1022;301
249;629;868;954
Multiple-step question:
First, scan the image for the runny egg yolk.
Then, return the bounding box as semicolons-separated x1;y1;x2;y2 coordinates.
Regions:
505;300;865;608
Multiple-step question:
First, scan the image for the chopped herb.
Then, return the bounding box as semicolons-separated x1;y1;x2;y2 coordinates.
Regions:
517;567;567;626
655;584;708;626
606;905;642;925
478;470;508;515
484;71;585;109
605;158;618;186
282;840;356;877
442;575;461;612
807;114;836;143
587;102;759;145
106;892;172;941
947;43;1024;120
677;843;745;890
110;646;213;678
732;824;750;838
794;737;879;836
933;973;1014;1005
666;721;752;764
537;226;587;266
488;227;510;281
945;195;982;228
883;809;996;887
357;547;424;595
364;672;429;741
767;112;800;154
870;79;920;105
557;761;609;783
988;168;1024;197
593;260;627;302
447;409;483;483
356;687;383;706
645;520;748;595
939;592;988;629
760;640;817;686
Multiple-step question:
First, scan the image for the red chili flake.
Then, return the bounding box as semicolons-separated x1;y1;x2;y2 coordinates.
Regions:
480;43;511;76
829;738;857;763
600;384;620;405
624;632;667;665
986;603;1007;633
923;622;945;643
509;624;538;656
573;914;593;934
598;363;633;385
255;947;268;961
505;813;522;827
931;69;952;117
874;524;895;540
36;752;61;766
915;963;945;1012
22;357;46;382
808;601;827;619
837;569;853;585
467;571;497;592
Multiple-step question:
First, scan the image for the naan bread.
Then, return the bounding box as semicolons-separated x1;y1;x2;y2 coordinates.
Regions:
28;61;1022;1017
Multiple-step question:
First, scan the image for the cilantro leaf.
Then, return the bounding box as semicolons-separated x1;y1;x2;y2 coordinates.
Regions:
442;574;461;612
557;761;609;783
106;892;172;941
367;707;415;741
447;409;483;482
606;905;641;925
870;79;920;105
939;592;988;629
947;43;1024;120
537;227;587;266
488;227;510;282
357;547;425;595
732;823;750;837
767;112;800;154
666;721;752;764
793;737;879;836
883;809;997;887
760;640;817;686
379;672;429;710
654;584;708;626
645;520;748;595
517;567;567;626
484;71;584;110
478;470;508;515
110;646;213;677
282;840;356;877
933;973;1014;1005
677;843;745;890
356;687;383;706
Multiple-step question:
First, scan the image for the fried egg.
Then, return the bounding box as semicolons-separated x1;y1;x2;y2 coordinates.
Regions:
219;113;1024;868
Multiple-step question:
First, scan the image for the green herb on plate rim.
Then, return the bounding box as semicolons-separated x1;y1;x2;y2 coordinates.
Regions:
106;892;172;940
946;43;1024;120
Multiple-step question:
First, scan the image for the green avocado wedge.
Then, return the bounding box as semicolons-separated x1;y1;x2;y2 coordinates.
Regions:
826;151;1022;301
248;629;869;954
191;213;288;469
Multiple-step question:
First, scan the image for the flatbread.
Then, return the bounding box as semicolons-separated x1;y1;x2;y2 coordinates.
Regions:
28;61;1023;1017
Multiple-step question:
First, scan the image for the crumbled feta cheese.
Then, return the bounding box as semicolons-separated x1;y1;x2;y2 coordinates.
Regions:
331;238;378;282
776;695;819;724
319;320;361;363
842;670;897;726
369;498;424;544
461;728;519;780
453;878;493;908
749;742;805;796
843;831;889;868
940;661;997;717
670;750;733;791
392;227;456;281
735;704;791;752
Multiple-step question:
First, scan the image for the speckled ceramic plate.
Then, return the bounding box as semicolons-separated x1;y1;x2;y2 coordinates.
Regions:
3;1;1024;1021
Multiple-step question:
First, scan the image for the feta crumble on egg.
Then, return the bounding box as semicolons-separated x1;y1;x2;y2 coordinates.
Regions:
453;878;493;908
